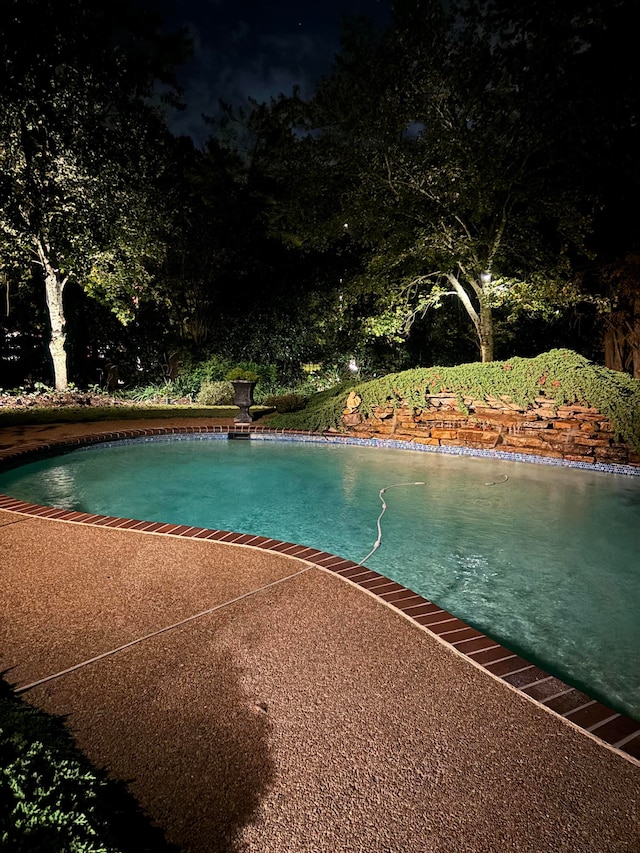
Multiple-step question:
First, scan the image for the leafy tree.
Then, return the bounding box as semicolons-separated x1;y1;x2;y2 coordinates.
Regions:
152;134;273;351
0;0;189;389
561;0;640;374
266;1;626;363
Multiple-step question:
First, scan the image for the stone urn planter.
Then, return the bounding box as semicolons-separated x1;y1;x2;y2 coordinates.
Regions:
226;369;259;423
231;380;256;423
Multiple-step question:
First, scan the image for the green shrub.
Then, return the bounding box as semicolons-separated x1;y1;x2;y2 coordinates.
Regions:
169;354;233;397
262;393;308;413
195;380;235;406
168;356;279;398
299;365;350;393
266;382;356;432
127;382;172;403
225;367;260;382
224;362;280;390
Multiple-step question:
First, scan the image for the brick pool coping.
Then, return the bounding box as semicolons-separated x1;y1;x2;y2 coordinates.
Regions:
1;422;639;763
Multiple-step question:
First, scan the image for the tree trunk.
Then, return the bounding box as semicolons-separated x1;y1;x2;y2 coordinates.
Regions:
603;325;624;372
478;303;494;362
603;297;640;378
36;240;68;390
445;273;495;363
45;268;68;391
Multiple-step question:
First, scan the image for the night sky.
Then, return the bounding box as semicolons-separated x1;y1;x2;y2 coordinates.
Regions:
153;0;391;145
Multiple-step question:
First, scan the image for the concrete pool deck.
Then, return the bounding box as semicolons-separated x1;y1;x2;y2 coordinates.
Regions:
1;418;639;851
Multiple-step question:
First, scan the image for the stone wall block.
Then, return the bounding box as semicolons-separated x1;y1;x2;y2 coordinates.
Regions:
594;446;631;462
556;405;601;415
392;434;416;444
372;407;394;420
564;454;595;464
541;433;578;448
415;411;467;423
342;412;362;426
400;437;440;446
365;423;393;435
341;393;635;465
501;434;547;449
430;428;460;440
456;429;502;447
572;436;611;448
520;420;553;430
473;411;530;427
578;413;607;422
352;430;374;440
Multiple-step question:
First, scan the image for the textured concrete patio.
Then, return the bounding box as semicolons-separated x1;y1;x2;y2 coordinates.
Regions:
0;419;639;852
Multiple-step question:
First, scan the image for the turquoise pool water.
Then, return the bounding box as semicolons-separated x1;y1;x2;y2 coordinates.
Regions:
2;436;639;718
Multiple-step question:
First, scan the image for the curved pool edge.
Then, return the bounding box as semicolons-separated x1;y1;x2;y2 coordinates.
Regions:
1;423;639;765
2;421;640;476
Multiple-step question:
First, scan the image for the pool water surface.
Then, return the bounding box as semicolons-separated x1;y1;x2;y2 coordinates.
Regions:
1;436;639;719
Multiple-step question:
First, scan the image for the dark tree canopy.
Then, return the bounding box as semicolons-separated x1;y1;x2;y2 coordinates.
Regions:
230;0;639;367
2;0;639;390
0;0;190;388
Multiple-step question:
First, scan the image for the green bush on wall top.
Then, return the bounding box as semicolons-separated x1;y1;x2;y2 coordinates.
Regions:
267;349;640;452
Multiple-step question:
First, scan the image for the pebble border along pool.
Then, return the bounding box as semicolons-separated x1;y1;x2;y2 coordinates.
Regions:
1;423;639;764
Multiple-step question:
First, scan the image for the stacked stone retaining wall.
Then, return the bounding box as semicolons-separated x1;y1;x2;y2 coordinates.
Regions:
341;393;640;466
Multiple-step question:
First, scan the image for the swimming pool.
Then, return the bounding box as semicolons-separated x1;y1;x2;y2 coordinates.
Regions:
1;434;639;719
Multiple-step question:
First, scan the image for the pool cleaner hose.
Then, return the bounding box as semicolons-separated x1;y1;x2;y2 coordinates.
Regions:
358;471;509;566
358;482;427;566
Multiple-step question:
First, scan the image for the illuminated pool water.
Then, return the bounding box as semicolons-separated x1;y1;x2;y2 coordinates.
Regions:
1;436;639;718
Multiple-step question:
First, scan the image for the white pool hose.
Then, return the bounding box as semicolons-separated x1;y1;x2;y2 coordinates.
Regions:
485;474;509;486
358;482;427;565
358;472;509;566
